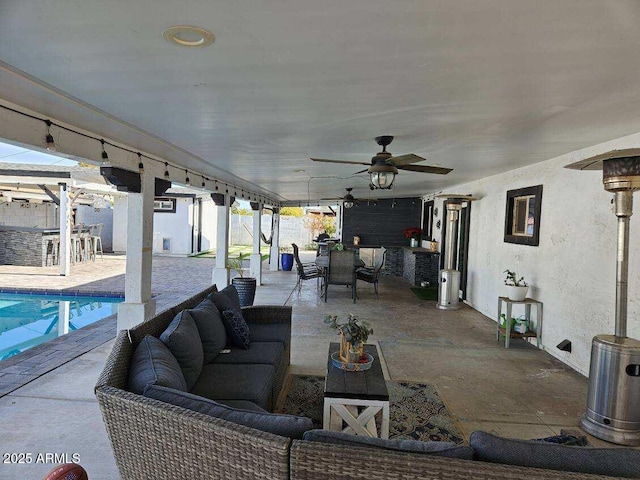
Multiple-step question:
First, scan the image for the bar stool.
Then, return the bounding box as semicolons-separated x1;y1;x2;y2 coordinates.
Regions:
90;223;104;260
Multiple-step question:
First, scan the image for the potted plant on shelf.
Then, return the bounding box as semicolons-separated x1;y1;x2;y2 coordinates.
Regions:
403;226;422;248
504;269;529;301
324;314;373;363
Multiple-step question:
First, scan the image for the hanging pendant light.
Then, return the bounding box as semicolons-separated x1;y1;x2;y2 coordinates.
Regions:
343;188;355;209
45;120;56;151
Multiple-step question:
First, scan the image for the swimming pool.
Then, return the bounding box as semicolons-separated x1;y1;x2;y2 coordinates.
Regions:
0;292;123;360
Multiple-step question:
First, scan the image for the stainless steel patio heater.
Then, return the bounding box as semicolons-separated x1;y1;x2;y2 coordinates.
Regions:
567;150;640;445
436;194;476;311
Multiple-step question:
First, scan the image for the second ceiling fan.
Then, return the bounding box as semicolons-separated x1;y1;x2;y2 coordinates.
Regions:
311;135;453;189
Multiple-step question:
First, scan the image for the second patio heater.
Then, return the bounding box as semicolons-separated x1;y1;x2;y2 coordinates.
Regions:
566;150;640;445
436;194;476;311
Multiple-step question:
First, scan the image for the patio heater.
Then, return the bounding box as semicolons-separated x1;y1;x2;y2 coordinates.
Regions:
566;150;640;445
436;194;476;311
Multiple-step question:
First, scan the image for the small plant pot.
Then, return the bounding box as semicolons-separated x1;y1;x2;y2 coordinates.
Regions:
506;285;529;301
231;277;257;306
410;238;418;248
281;253;294;271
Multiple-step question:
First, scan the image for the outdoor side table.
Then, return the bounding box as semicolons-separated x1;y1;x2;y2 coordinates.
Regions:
323;342;390;439
497;297;543;349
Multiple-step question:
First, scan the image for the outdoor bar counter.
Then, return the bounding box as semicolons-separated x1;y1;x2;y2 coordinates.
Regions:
343;244;440;286
0;226;59;267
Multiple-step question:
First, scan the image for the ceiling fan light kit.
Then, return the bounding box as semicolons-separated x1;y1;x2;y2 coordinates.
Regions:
343;188;355;209
310;135;453;192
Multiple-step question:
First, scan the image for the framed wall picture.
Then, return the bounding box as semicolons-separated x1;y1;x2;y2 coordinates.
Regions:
504;185;542;246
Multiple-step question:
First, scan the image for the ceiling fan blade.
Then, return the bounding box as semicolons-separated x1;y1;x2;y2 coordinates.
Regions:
353;168;369;175
310;158;371;166
320;197;343;200
387;153;425;166
397;164;453;175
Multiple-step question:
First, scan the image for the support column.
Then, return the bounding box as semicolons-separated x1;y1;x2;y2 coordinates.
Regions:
58;183;71;276
117;171;156;330
250;204;263;284
213;196;230;289
57;301;70;336
269;208;280;271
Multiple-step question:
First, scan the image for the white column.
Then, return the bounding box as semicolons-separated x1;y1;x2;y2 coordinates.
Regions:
117;171;156;330
57;301;70;336
58;183;71;276
269;209;280;271
213;196;230;289
250;206;263;284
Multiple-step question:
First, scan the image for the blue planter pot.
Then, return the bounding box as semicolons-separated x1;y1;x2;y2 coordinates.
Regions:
281;253;294;271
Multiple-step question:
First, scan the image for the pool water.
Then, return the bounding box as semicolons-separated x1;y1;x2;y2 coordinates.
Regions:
0;293;123;360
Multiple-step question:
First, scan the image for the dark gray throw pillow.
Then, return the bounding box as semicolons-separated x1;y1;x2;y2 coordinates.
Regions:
187;299;228;363
221;309;250;349
220;285;242;312
209;285;243;314
160;311;203;390
128;335;188;394
303;430;473;459
469;431;640;478
143;384;313;439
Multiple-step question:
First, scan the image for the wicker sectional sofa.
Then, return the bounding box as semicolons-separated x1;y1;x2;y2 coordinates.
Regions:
96;286;635;480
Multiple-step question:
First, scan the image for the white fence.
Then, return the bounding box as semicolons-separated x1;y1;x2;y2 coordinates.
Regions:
230;215;314;249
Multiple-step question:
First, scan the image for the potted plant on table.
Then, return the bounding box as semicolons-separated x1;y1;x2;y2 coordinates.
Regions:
403;227;422;248
504;269;529;301
324;314;373;363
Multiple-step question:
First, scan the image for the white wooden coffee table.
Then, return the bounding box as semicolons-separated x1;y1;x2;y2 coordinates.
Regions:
323;342;390;439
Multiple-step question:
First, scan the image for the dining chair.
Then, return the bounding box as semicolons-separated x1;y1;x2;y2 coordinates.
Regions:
355;247;387;299
325;249;356;303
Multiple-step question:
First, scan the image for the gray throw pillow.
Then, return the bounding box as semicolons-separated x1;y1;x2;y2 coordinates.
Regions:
220;285;242;312
209;285;243;314
469;431;640;478
160;311;203;390
128;335;188;394
221;309;250;349
303;430;473;459
144;384;313;439
187;299;228;363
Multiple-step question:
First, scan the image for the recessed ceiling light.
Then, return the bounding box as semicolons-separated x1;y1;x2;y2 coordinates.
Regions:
162;25;214;48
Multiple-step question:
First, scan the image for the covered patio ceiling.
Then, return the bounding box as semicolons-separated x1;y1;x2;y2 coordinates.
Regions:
2;1;640;204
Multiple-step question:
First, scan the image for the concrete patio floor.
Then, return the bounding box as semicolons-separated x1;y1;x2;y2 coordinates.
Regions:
0;253;618;479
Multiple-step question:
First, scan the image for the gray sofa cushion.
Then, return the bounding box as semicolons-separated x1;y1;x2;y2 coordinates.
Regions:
144;385;313;439
190;363;275;411
208;285;242;314
187;298;227;364
212;342;284;366
160;310;203;390
248;323;290;350
216;400;267;412
221;309;250;349
470;431;640;478
303;430;474;459
128;335;188;394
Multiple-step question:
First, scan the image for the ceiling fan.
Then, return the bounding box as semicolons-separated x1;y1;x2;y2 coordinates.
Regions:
311;136;453;189
321;187;358;208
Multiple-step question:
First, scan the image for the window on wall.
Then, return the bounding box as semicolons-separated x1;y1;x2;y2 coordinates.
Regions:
154;197;176;213
504;185;543;246
422;200;434;241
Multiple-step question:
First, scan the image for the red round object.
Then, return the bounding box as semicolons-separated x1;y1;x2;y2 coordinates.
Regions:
43;463;88;480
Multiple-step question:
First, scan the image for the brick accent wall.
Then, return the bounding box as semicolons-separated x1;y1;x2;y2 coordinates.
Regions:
0;230;47;266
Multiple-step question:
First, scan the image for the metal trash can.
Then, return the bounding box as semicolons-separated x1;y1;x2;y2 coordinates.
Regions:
581;335;640;445
437;269;460;310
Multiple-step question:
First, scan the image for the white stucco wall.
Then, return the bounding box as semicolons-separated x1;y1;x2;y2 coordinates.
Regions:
0;201;57;228
200;197;217;252
112;196;127;253
152;197;193;255
432;133;640;376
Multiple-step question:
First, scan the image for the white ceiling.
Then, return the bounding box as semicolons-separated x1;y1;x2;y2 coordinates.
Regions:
2;1;640;204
